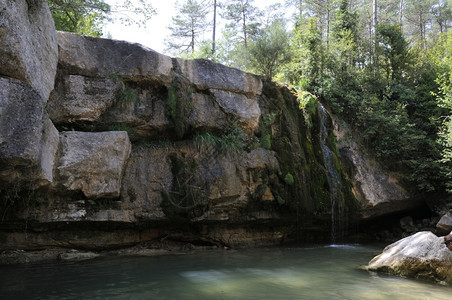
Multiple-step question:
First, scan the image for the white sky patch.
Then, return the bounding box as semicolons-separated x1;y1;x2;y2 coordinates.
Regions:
104;0;285;54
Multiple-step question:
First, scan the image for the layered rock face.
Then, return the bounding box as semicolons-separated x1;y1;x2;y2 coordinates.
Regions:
365;231;452;284
332;115;417;219
0;0;418;251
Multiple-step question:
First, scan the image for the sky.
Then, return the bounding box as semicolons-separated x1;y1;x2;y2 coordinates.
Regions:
104;0;283;54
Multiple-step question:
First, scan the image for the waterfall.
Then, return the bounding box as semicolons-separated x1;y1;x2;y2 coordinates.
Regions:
318;102;344;244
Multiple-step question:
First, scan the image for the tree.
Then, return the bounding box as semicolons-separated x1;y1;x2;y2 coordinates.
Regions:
404;0;435;46
212;0;218;54
48;0;155;37
165;0;209;54
48;0;110;36
285;0;304;20
248;19;291;79
221;0;262;48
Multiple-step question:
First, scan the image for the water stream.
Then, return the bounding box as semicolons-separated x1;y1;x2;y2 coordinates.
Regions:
0;245;450;299
318;102;344;244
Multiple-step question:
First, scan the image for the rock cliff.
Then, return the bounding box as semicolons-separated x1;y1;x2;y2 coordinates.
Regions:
0;0;422;252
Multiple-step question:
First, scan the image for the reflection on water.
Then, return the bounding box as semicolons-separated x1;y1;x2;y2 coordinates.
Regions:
0;245;450;299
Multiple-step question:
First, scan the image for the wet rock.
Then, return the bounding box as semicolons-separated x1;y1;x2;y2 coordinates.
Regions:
365;231;452;284
400;216;416;233
57;131;131;199
58;250;100;261
332;114;415;219
0;0;58;101
48;75;122;123
0;78;59;187
437;210;452;235
57;31;173;84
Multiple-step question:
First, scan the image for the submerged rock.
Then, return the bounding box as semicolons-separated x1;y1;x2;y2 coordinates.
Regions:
365;231;452;284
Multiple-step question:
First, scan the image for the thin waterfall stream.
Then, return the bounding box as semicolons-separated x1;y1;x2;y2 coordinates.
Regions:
318;102;344;244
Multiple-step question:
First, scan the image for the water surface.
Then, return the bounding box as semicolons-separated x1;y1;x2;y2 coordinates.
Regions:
1;244;450;299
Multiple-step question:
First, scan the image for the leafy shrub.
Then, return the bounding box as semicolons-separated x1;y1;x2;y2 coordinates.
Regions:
284;173;294;185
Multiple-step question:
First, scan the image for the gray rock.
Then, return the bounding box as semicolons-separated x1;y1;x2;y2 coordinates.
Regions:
240;148;279;171
57;131;131;199
0;0;58;101
211;89;261;133
176;58;262;96
437;210;452;234
58;250;100;261
365;231;452;284
48;75;122;123
98;86;170;140
332;114;414;219
57;31;173;84
0;77;59;187
120;146;172;220
189;93;228;131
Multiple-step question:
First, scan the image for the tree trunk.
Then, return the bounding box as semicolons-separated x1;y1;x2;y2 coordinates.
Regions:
212;0;217;54
399;0;403;25
326;0;330;48
372;0;378;56
299;0;303;19
242;5;247;48
191;20;195;53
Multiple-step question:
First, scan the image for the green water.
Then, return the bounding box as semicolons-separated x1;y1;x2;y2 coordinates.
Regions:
0;245;450;299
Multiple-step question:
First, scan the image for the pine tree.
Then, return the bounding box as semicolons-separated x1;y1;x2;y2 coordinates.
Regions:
165;0;209;54
221;0;261;48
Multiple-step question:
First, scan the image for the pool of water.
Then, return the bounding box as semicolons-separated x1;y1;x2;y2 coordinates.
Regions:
1;244;450;299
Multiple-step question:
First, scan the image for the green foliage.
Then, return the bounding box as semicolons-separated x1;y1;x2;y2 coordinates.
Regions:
261;134;272;150
220;0;262;48
47;0;110;36
284;173;294;185
194;124;247;154
293;89;317;128
166;79;193;139
116;87;138;109
47;0;155;37
248;19;291;80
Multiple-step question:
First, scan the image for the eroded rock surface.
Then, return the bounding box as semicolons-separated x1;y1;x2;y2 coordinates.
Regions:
0;0;58;101
57;131;131;199
437;210;452;234
57;31;173;84
332;114;415;219
365;231;452;284
48;75;122;123
0;77;59;187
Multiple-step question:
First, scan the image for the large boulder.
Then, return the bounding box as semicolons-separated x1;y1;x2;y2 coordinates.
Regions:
188;92;229;131
332;114;416;219
0;0;58;101
437;210;452;234
211;89;261;133
176;58;262;97
57;131;132;199
365;231;452;284
47;75;122;123
57;31;173;84
0;77;59;187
